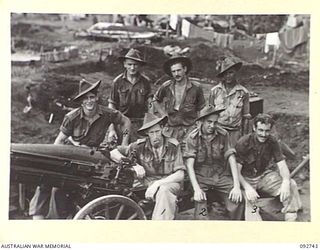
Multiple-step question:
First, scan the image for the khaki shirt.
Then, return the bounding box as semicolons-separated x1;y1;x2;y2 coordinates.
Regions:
109;71;152;118
154;78;205;127
118;136;186;177
209;82;250;130
60;105;126;147
184;126;236;174
235;133;284;178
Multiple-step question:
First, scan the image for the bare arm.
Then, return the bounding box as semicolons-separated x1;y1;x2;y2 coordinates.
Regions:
145;170;184;200
238;163;260;202
110;148;125;163
54;131;69;145
119;115;131;146
186;157;206;201
156;169;184;185
277;159;291;202
186;158;201;192
228;154;242;202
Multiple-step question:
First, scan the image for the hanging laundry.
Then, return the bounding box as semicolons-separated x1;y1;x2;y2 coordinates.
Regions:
279;25;308;54
181;19;191;37
169;15;178;30
255;33;266;40
214;32;234;49
181;19;215;41
264;32;280;53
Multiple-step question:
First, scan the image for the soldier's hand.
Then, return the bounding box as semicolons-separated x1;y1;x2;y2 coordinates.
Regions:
145;182;160;201
107;129;118;143
229;186;243;203
194;188;207;202
244;185;260;202
132;164;146;179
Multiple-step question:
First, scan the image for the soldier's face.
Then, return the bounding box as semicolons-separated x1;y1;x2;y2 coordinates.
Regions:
222;68;237;84
253;122;271;143
202;114;219;135
170;63;187;82
147;124;163;148
124;59;141;76
81;92;98;112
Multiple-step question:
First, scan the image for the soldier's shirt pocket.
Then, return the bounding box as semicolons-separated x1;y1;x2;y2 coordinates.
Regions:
137;88;146;104
196;146;206;163
164;154;175;173
211;144;224;159
118;88;129;106
235;94;244;108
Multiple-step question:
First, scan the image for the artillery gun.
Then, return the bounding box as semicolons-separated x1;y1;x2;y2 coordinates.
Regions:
10;143;147;220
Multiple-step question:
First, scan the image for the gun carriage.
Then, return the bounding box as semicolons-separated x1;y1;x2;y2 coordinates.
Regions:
10;143;158;220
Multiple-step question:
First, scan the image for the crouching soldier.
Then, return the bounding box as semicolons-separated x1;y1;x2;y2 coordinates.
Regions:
110;113;185;220
184;105;244;220
235;113;302;221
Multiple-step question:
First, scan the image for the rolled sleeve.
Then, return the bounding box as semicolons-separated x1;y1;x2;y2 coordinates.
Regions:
109;81;119;106
173;145;186;172
271;138;285;163
60;116;72;137
153;84;165;103
183;135;197;159
223;132;235;160
235;139;247;165
224;147;236;160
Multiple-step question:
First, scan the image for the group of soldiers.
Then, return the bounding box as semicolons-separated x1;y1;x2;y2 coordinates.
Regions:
28;48;302;221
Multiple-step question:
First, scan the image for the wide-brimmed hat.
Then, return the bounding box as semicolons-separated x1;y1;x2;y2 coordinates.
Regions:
163;54;192;77
196;105;226;121
118;48;146;65
137;113;168;135
72;79;101;101
216;57;242;78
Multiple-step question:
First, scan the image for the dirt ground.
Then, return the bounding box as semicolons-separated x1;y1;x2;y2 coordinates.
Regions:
10;14;310;221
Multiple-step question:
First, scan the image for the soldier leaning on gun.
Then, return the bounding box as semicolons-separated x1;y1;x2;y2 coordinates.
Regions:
110;113;185;220
29;79;131;219
107;48;153;143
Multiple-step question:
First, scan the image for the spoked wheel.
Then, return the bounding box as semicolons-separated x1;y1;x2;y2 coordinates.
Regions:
73;195;147;220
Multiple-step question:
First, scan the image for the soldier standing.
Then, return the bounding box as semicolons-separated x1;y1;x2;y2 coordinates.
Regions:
153;54;206;147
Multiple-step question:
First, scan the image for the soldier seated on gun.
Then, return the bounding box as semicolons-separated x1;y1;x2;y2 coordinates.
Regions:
110;113;186;220
184;105;244;220
29;79;131;219
235;113;302;221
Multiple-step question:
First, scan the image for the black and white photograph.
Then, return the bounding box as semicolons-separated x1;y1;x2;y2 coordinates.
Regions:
8;13;310;223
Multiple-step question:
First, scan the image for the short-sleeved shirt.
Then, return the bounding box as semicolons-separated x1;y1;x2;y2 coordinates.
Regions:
235;133;285;178
209;82;250;130
154;78;206;127
60;105;126;147
117;136;186;177
109;71;152;118
184;126;236;174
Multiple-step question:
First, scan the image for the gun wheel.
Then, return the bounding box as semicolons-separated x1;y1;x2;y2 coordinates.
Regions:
73;195;146;220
